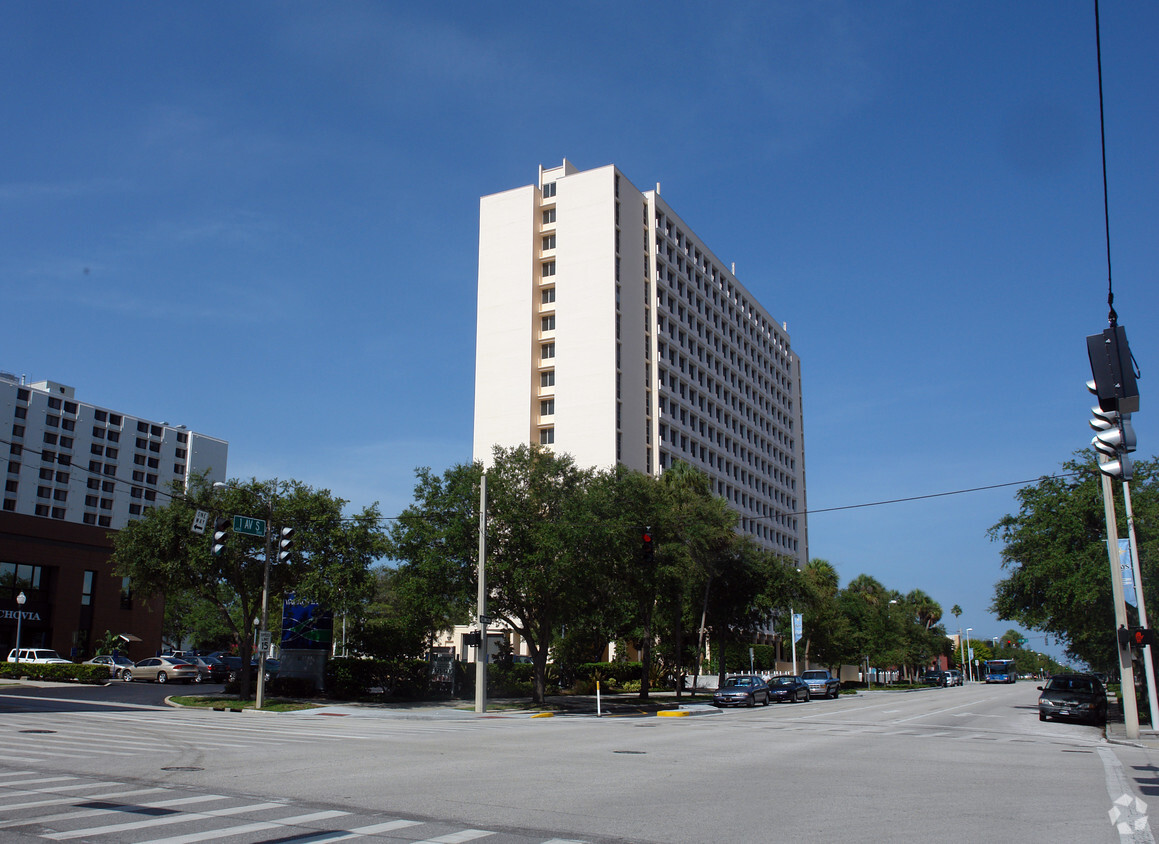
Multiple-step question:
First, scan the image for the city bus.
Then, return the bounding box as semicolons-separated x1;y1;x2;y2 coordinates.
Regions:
983;659;1017;683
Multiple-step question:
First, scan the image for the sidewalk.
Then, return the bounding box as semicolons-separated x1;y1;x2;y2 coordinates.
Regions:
289;690;719;719
1102;696;1159;748
1104;718;1159;749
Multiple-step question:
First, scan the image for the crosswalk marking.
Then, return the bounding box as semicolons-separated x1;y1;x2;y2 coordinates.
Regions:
134;810;349;844
0;769;584;844
414;831;496;843
137;817;425;844
0;788;167;820
36;792;227;825
42;801;288;840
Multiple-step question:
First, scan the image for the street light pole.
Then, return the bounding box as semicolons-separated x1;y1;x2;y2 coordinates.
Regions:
965;628;973;682
14;592;26;666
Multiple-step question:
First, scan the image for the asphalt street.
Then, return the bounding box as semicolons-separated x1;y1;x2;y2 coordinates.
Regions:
0;680;1155;843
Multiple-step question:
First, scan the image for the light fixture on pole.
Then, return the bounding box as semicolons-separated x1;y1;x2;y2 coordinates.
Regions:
14;592;26;666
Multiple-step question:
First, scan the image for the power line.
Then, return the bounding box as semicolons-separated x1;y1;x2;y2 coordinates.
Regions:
797;473;1084;517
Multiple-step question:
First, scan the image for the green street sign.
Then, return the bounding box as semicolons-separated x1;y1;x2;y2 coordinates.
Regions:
233;515;267;537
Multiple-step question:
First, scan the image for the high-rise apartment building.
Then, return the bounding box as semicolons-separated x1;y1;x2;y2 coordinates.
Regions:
1;373;228;529
1;372;228;659
474;160;807;567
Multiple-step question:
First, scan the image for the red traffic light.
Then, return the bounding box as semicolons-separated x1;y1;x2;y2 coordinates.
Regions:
1121;627;1155;649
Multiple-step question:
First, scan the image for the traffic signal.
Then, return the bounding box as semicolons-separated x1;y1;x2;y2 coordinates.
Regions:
642;527;654;562
278;527;294;563
1119;627;1156;649
212;518;229;557
1089;404;1136;481
1087;325;1139;414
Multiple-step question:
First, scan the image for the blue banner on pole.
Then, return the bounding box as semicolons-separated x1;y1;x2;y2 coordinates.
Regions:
1121;539;1137;608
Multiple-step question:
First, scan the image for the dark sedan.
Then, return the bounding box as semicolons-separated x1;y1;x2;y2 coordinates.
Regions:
1038;673;1107;724
182;655;230;684
767;676;811;703
713;675;771;707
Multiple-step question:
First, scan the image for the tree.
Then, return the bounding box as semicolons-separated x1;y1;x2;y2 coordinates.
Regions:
485;445;633;703
384;462;484;649
110;473;386;696
346;566;430;659
387;445;626;704
990;453;1158;670
649;461;740;694
799;559;852;672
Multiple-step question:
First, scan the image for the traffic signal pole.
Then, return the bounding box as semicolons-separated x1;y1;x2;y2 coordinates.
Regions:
1099;471;1139;739
255;523;272;710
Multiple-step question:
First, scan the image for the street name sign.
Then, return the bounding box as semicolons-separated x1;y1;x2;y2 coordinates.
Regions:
233;515;267;537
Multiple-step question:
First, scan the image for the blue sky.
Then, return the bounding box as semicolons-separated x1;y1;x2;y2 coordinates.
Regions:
3;2;1156;664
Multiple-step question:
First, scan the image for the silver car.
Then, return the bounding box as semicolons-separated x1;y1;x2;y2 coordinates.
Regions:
125;656;200;684
83;654;135;679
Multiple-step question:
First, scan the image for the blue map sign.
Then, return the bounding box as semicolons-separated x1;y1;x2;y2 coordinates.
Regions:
281;596;333;650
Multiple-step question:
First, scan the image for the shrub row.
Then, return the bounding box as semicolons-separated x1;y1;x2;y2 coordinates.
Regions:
324;657;431;700
0;663;108;684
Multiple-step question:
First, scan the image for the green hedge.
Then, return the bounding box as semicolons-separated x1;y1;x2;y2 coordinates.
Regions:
0;663;108;684
576;661;643;685
324;657;430;700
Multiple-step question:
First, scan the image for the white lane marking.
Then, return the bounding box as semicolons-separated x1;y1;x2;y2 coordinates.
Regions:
1099;746;1155;844
889;698;995;724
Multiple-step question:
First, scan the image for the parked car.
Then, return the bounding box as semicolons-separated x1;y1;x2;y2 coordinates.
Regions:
767;676;811;703
7;648;71;664
214;654;279;683
181;655;230;684
83;654;135;678
800;669;841;699
1038;673;1108;725
923;670;948;687
945;669;964;686
712;675;771;707
124;656;200;684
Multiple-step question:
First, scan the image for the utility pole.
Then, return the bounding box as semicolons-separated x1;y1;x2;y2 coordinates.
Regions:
475;472;487;714
1122;481;1158;729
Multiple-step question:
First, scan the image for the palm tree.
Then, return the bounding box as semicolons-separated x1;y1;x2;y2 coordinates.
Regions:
905;589;943;630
